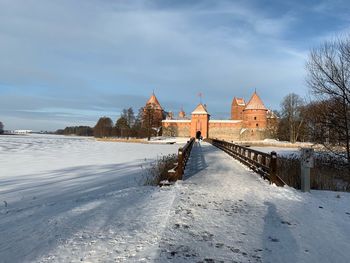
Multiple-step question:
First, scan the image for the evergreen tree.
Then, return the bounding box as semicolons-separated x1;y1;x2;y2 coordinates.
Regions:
115;116;129;137
115;116;129;129
0;121;4;134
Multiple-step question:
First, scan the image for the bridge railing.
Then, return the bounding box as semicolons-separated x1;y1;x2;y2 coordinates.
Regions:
167;137;195;182
207;138;285;187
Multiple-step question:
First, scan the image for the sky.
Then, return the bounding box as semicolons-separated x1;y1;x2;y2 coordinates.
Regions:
0;0;350;131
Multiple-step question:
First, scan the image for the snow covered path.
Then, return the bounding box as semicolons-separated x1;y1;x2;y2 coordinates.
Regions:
155;142;350;262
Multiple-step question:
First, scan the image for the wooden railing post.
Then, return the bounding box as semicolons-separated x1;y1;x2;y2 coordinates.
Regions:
269;151;277;184
177;148;184;180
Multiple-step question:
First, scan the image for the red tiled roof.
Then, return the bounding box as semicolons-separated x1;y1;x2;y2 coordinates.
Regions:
244;92;267;110
146;93;163;110
232;97;246;106
192;103;209;115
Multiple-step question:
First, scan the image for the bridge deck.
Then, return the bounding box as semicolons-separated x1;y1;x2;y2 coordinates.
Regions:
155;142;350;262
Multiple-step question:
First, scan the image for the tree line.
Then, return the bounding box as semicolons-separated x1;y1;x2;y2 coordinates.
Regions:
58;106;158;139
93;107;157;139
56;126;93;136
0;121;4;134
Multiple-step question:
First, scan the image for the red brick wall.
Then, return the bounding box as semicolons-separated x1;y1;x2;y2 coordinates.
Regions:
191;114;209;138
242;109;267;129
162;121;191;137
231;105;245;120
209;121;242;140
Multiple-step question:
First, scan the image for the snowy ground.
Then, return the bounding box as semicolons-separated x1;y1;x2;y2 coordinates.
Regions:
1;136;350;262
0;135;180;262
157;144;350;263
155;143;350;262
250;146;300;157
148;136;192;144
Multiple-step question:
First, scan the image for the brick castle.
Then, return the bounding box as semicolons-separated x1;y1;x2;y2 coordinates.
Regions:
143;92;275;141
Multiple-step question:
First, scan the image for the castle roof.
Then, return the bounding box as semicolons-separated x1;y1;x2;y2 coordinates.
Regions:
192;103;209;115
244;91;267;111
146;93;163;110
232;97;246;106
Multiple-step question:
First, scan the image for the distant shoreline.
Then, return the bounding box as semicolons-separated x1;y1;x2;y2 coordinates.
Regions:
96;138;150;144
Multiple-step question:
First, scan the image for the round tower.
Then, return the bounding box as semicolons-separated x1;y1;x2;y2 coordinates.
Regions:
242;91;268;129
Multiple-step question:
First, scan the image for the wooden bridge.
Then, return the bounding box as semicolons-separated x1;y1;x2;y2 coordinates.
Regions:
167;138;286;187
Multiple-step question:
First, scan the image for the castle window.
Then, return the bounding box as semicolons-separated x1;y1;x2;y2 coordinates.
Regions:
254;116;257;120
256;123;259;127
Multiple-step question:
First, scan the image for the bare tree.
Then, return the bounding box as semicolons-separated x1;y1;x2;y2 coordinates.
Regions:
306;36;350;166
121;107;135;128
265;110;279;139
279;93;305;143
94;117;113;138
0;121;3;134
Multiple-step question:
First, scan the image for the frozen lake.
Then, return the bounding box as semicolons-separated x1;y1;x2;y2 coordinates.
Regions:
250;146;300;157
0;134;180;262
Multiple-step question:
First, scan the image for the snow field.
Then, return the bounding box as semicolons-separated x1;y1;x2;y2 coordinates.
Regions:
1;136;350;262
0;135;180;262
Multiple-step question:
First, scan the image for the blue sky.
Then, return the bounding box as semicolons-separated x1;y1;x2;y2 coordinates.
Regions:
0;0;349;130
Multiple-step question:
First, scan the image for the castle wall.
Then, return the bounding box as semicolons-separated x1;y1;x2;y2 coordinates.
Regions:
240;128;267;141
208;120;242;141
162;120;191;137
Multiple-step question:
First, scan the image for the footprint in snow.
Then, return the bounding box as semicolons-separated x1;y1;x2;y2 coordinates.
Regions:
268;236;279;242
215;243;224;248
281;220;292;226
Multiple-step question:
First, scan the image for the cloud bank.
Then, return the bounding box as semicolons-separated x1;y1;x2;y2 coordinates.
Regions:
0;0;349;130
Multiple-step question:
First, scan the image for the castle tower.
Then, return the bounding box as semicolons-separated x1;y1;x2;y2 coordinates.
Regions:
178;107;186;119
242;91;268;129
191;103;210;139
143;93;164;128
231;97;246;120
